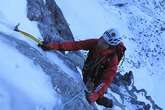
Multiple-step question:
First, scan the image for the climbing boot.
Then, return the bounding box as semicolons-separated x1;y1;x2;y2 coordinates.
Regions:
96;96;113;108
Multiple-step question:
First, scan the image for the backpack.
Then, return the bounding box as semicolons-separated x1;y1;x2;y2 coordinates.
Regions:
83;44;126;91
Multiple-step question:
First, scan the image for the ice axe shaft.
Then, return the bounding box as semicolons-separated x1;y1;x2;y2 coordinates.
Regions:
14;24;43;45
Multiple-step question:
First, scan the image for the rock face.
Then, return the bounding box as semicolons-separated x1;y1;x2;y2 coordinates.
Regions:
27;0;74;41
26;0;92;109
27;0;85;70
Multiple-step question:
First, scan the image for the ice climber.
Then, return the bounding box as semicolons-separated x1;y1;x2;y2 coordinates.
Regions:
39;28;126;108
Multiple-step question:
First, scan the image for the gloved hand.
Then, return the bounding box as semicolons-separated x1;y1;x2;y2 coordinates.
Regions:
38;41;51;51
86;91;100;103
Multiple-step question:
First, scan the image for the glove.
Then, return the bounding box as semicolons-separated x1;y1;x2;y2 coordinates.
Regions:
38;42;51;51
86;91;100;103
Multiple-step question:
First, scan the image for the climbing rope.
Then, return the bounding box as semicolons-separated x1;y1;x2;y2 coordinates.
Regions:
63;90;85;107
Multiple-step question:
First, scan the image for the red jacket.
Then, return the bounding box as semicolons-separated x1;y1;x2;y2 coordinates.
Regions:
46;39;126;99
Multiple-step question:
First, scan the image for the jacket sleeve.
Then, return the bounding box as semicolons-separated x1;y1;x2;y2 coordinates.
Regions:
94;55;118;98
45;39;98;51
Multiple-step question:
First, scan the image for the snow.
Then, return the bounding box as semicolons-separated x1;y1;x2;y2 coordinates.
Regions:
0;0;42;45
0;40;61;110
0;0;62;110
0;0;165;109
55;0;128;40
46;52;81;81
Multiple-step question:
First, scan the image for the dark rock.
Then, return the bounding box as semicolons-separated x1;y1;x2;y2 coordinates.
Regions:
26;0;84;70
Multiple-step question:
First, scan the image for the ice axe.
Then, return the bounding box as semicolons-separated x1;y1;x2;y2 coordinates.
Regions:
14;23;43;45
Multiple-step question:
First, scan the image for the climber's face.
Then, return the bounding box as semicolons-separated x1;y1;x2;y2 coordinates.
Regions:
97;37;109;50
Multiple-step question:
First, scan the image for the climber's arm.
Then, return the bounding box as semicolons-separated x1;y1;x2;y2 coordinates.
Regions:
43;39;99;51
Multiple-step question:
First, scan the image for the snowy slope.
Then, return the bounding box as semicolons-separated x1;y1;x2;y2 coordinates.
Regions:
0;40;59;110
55;0;128;40
0;0;41;40
0;0;62;110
